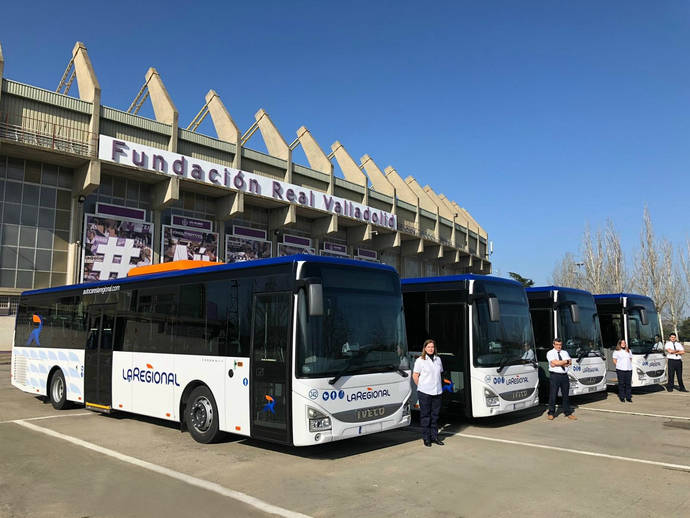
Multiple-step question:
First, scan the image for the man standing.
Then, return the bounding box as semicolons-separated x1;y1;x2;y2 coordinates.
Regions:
665;333;687;392
546;338;577;420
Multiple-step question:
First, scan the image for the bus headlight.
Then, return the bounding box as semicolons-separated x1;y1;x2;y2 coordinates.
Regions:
484;388;500;407
636;368;646;378
402;399;410;417
568;374;578;384
307;407;332;432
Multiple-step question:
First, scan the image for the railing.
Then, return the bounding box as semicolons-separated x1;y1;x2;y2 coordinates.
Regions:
397;220;419;236
0;112;95;158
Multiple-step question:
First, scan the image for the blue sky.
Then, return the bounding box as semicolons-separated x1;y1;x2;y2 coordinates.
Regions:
2;1;689;284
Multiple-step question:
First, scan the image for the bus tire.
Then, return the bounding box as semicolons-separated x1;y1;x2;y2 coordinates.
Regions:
185;386;220;444
49;370;68;410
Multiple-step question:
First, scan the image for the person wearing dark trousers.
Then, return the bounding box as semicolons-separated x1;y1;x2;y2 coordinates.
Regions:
665;333;687;392
413;339;444;446
546;338;577;420
613;339;633;402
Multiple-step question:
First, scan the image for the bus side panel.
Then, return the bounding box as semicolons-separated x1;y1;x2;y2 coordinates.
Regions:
223;357;250;436
111;351;133;411
12;347;84;403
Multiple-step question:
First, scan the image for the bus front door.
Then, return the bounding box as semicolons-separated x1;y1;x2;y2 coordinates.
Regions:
250;292;292;444
84;306;116;412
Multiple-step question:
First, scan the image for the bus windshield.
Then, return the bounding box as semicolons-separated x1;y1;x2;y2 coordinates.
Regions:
557;291;603;357
472;280;535;368
627;298;662;354
296;264;408;378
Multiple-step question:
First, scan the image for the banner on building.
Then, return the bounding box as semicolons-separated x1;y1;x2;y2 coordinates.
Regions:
278;234;315;256
225;225;272;264
82;204;153;282
319;241;349;258
162;226;219;263
355;248;378;262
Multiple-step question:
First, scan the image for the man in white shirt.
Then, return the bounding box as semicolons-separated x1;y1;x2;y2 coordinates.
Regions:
665;333;687;392
521;343;535;361
546;338;576;420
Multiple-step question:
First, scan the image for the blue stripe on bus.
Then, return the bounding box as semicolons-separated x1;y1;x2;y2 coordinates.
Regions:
401;274;522;287
593;293;653;302
21;254;395;297
526;285;594;295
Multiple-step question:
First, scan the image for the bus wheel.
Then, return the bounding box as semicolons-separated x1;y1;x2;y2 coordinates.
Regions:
49;370;68;410
186;386;220;444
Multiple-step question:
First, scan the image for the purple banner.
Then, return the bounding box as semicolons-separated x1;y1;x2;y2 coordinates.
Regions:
171;215;213;231
323;242;348;254
233;225;268;240
96;203;146;221
162;226;218;262
278;243;316;256
283;234;312;247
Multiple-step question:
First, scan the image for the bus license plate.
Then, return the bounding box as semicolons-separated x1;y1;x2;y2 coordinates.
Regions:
588;387;597;393
652;378;660;383
514;402;525;410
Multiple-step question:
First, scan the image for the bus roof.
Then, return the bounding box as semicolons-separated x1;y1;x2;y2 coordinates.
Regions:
402;274;522;288
21;254;396;297
594;293;654;302
526;285;593;296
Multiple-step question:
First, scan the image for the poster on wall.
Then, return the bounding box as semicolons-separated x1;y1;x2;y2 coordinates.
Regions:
319;242;349;258
278;234;315;256
82;204;153;282
162;227;219;263
225;225;272;264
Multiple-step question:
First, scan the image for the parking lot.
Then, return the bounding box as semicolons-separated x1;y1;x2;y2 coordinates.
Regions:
1;357;688;518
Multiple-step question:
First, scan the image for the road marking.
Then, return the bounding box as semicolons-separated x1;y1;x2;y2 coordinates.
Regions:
14;420;312;518
579;408;690;421
456;432;690;472
0;412;91;425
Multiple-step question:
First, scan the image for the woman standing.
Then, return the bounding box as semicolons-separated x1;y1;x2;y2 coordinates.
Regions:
413;339;444;447
613;339;633;402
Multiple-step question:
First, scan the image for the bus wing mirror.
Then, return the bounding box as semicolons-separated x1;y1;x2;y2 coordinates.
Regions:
308;282;324;317
570;304;580;323
488;296;500;322
639;308;648;326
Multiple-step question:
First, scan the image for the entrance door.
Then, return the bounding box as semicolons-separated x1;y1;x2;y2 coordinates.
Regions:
84;305;116;410
250;292;292;444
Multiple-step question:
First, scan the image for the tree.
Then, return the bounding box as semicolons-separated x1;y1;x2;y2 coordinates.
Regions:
633;207;667;313
551;252;582;289
679;317;690;342
508;272;535;287
602;219;629;292
581;224;605;293
662;242;686;336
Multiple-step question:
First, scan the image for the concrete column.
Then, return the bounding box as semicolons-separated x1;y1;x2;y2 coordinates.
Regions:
360;155;395;196
72;42;101;154
66;196;84;285
205;90;241;169
217;219;226;262
0;43;4;105
255;109;290;181
146;68;179;152
331;141;367;187
150;177;180;263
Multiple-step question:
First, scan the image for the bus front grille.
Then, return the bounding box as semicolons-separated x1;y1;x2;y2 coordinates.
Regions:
499;387;535;401
646;369;665;378
579;376;604;385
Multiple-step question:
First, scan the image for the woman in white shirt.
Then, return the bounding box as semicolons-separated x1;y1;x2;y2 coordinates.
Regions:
413;339;444;447
613;339;633;402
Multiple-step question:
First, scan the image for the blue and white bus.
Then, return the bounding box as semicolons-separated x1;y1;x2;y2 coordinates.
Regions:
526;286;607;397
11;255;411;446
594;293;667;387
402;275;539;417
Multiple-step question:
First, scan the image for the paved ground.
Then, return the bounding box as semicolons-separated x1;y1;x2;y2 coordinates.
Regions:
1;362;689;518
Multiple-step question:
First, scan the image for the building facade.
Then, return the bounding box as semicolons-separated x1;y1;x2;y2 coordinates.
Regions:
0;42;490;325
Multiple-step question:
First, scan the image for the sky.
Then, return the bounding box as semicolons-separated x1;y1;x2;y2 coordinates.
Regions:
2;1;689;284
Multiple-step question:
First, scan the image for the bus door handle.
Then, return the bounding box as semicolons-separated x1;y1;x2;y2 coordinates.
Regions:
228;369;234;378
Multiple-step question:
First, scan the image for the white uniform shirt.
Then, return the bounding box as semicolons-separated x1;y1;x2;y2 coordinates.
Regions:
413;355;443;396
546;348;571;373
665;341;685;361
521;348;535;361
612;349;633;371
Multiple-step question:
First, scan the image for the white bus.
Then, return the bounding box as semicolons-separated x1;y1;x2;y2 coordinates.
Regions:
402;275;539;417
11;255;411;446
594;293;667;387
526;286;607;398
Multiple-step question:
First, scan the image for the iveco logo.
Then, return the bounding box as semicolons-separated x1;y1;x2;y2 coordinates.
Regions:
356;407;385;420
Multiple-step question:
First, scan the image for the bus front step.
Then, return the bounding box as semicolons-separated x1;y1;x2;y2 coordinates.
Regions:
85;402;112;414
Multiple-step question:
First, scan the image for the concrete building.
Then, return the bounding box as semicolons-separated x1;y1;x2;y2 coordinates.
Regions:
0;41;490;342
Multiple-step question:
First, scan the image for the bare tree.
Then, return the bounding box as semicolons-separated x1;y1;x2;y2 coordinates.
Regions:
661;241;686;336
633;207;667;313
551;252;582;288
581;224;605;293
602;219;629;292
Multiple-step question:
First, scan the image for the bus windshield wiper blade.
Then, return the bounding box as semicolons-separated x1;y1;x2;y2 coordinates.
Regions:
383;365;409;378
497;357;524;373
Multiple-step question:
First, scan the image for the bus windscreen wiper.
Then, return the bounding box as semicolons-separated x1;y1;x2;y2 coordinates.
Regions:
496;357;525;373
